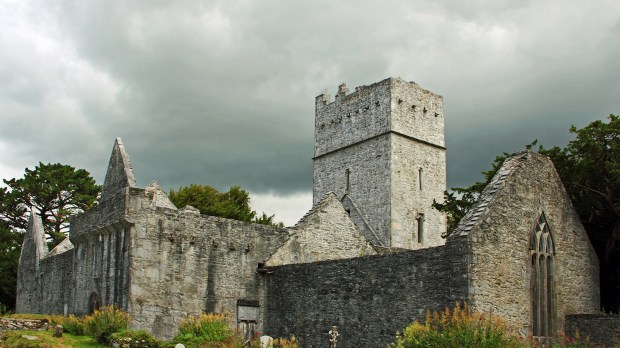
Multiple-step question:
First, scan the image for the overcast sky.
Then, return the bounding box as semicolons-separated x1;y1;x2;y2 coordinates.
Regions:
1;1;619;225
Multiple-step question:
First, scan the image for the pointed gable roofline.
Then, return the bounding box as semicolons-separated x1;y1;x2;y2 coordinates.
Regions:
449;151;531;239
100;137;137;203
21;210;48;265
265;192;377;267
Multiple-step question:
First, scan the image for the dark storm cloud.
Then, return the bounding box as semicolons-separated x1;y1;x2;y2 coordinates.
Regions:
1;0;619;223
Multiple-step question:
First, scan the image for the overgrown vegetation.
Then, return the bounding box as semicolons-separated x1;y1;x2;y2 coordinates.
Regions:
3;307;618;347
84;306;130;344
390;304;523;348
173;313;237;346
390;305;619;348
51;314;87;335
0;308;298;348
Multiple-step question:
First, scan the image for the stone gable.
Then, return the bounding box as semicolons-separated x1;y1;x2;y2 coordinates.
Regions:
265;192;376;267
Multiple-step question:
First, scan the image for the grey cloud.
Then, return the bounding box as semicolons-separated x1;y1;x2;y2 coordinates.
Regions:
1;0;619;201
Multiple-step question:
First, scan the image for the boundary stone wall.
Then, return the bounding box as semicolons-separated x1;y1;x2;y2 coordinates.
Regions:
263;243;468;348
566;314;620;346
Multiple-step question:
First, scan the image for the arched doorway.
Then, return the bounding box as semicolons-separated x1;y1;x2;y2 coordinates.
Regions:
88;291;101;315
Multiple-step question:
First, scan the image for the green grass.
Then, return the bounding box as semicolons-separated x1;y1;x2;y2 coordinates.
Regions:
3;313;54;321
0;329;108;348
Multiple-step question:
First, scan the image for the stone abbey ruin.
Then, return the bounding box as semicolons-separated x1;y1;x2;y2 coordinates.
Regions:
16;78;603;347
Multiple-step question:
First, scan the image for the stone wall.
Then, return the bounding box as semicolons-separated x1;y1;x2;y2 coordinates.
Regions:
0;318;49;331
390;78;444;148
314;79;391;158
390;134;446;248
313;78;447;248
566;314;620;346
125;188;290;339
71;223;131;315
71;138;135;241
15;213;49;313
313;135;391;245
265;193;376;267
263;243;468;348
451;152;600;335
38;249;74;315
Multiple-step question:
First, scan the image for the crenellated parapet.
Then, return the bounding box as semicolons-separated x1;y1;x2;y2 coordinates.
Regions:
313;77;447;248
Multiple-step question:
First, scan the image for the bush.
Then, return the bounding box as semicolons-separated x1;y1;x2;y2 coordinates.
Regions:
50;314;86;335
110;329;161;348
85;305;130;344
273;336;298;348
173;313;236;346
390;304;525;348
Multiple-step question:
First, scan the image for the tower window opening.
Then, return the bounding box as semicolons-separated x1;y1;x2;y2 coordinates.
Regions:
345;169;350;193
418;168;423;190
416;213;425;244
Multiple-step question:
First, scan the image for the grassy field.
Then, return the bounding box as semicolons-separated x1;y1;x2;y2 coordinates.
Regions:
0;329;107;348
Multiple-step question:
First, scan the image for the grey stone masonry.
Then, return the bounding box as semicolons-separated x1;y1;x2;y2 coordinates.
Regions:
15;77;605;344
265;192;376;267
125;186;291;339
263;242;468;348
566;314;620;346
15;212;49;313
449;152;600;336
313;77;446;249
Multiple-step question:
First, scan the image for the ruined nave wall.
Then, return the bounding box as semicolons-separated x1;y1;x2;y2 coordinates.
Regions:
125;187;290;339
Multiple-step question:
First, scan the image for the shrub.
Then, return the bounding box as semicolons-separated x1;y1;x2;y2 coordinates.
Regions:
50;314;86;335
173;313;236;346
273;336;298;348
390;304;525;348
109;329;161;348
85;305;130;344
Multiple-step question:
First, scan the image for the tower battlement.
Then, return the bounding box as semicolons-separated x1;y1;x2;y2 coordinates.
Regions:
313;77;447;248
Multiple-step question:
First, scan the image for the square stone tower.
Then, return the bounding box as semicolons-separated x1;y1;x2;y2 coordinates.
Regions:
313;77;447;249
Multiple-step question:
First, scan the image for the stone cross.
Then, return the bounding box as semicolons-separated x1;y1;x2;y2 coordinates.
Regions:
328;325;339;348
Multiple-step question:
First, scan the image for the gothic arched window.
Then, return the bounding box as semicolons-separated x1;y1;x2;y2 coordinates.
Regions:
530;213;555;337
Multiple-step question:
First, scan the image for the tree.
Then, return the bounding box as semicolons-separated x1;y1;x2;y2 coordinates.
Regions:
0;162;101;247
0;220;22;311
540;115;620;311
253;212;285;228
0;163;99;310
168;184;283;226
433;115;620;311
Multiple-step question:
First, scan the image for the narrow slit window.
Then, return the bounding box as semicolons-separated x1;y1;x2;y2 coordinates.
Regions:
417;213;425;244
345;169;350;193
418;168;423;190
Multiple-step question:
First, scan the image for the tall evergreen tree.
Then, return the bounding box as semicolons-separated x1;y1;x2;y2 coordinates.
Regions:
0;162;101;247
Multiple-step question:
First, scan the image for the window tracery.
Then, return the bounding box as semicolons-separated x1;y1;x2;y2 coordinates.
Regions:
530;213;555;337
